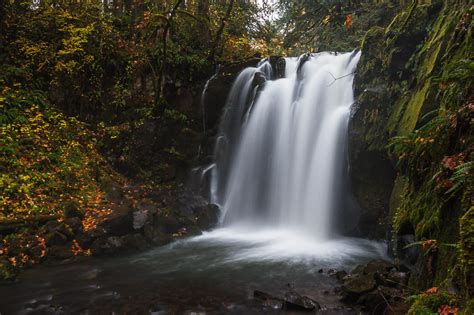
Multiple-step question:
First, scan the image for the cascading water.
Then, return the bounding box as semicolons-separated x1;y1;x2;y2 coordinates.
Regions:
211;51;361;240
1;51;390;314
210;60;273;206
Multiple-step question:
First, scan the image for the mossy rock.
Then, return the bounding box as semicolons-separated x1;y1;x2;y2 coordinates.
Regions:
62;200;84;219
0;258;18;282
460;206;474;297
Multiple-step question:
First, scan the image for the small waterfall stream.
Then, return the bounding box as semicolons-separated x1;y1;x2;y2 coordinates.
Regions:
211;52;361;239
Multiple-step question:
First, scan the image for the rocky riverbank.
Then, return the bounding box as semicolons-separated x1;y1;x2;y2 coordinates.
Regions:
0;181;219;282
253;259;410;314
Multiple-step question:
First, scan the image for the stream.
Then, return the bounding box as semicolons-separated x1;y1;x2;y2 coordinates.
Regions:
1;228;388;314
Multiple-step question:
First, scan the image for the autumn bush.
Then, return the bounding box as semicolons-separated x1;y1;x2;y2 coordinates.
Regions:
0;98;113;220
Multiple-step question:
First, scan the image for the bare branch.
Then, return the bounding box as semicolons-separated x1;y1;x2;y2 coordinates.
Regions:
326;71;355;86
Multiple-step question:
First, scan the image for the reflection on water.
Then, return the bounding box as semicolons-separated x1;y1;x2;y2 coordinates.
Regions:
0;228;388;314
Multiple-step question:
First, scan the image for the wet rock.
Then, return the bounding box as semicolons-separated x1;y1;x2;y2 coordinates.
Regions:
342;272;377;301
202;58;260;129
357;286;405;313
48;245;74;260
90;236;123;256
154;213;183;234
341;260;409;312
254;290;279;300
44;229;70;246
196;204;219;230
296;53;311;81
357;260;393;275
252;71;267;87
133;210;149;230
334;286;343;295
7;238;22;256
143;224;173;245
75;227;106;248
183;225;202;237
63;201;84;219
173;193;217;220
343;260;394;300
356;289;384;311
335;270;348;282
136;198;157;213
271;56;286;79
99;205;134;236
283;291;321;312
386;270;409;287
120;234;147;250
100;175;125;203
395;232;419;265
253;290;283;310
63;217;83;234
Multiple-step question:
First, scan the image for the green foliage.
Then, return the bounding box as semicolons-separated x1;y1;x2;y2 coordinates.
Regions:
389;112;446;179
0;83;48;124
0;104;110;219
460;207;474;299
407;290;458;315
446;162;474;197
0;258;19;282
163;109;188;125
274;0;399;54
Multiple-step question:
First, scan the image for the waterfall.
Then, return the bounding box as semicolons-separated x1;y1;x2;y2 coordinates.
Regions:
210;51;361;240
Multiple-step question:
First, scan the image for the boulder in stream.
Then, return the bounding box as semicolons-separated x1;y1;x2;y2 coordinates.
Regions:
283;290;321;312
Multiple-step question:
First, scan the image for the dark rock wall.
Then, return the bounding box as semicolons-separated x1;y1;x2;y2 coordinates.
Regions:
349;0;473;302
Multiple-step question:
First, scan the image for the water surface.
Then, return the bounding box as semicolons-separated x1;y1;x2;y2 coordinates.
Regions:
1;228;388;314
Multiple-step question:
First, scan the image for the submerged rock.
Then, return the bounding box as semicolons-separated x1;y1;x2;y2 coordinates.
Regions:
332;270;348;282
253;290;284;310
283;290;321;312
253;289;321;312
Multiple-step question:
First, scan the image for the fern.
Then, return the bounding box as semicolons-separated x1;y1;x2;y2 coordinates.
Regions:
446;161;474;196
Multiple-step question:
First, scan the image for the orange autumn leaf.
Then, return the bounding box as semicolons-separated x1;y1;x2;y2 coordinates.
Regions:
421;239;438;251
438;305;458;315
425;286;439;294
345;13;353;30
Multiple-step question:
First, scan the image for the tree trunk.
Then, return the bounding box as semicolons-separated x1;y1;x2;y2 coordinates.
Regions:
155;0;185;115
209;0;235;62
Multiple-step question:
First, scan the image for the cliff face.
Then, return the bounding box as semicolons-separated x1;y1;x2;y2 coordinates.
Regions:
349;0;473;307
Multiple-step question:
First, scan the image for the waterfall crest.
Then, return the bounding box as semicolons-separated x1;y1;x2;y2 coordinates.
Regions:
211;52;361;240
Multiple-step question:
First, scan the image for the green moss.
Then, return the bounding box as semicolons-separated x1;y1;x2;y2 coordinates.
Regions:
392;177;442;239
397;80;431;135
354;0;472;305
390;176;409;231
386;91;409;135
460;206;474;297
463;298;474;315
361;26;385;52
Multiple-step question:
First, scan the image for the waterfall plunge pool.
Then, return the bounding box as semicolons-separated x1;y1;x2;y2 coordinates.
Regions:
0;228;388;314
